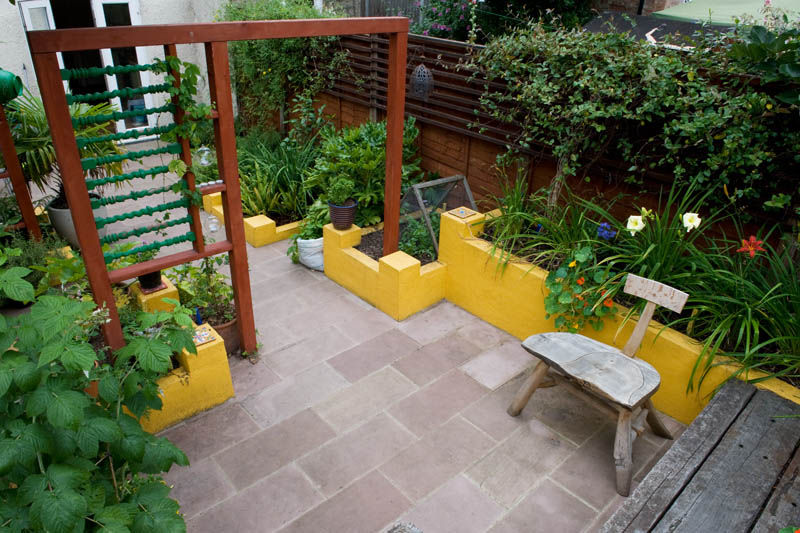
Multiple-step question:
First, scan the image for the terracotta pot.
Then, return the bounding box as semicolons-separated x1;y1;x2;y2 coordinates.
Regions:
213;317;240;355
328;199;357;230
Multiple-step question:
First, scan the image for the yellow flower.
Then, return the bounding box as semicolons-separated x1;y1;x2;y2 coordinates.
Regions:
766;103;773;110
568;260;577;268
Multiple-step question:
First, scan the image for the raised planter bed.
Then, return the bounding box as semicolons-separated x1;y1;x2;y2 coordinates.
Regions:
322;207;800;424
203;192;300;247
129;278;235;433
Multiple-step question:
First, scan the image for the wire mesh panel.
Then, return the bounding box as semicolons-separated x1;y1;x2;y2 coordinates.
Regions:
398;174;475;261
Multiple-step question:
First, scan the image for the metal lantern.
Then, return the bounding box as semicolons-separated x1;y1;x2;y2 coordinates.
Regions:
410;63;434;101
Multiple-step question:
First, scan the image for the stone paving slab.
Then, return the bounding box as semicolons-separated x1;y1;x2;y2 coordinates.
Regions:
155;238;685;533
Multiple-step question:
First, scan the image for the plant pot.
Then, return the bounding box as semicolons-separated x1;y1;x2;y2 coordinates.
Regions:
46;197;107;249
328;199;357;230
297;236;324;271
137;271;165;293
213;317;241;355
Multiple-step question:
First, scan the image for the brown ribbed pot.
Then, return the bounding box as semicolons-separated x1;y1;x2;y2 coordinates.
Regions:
328;199;358;230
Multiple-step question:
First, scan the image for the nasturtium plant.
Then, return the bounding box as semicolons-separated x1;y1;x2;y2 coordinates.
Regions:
0;285;193;532
544;246;617;333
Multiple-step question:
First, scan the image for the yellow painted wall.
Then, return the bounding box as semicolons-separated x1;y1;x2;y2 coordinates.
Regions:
438;211;800;424
323;223;446;320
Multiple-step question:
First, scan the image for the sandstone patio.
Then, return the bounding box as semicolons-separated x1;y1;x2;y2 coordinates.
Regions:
159;238;684;533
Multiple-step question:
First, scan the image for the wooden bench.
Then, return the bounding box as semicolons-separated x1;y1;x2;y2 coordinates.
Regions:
602;379;800;532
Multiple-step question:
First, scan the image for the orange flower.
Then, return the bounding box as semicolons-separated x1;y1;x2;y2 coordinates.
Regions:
603;298;614;308
737;235;765;259
576;277;585;285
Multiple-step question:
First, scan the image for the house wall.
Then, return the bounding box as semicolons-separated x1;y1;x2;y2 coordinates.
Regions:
0;0;226;102
590;0;683;15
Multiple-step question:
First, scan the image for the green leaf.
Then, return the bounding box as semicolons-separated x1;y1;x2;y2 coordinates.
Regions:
47;463;90;490
593;270;606;283
14;361;41;391
95;503;137;528
0;438;19;474
137;436;189;474
555;267;568;279
0;366;12;396
61;342;97;372
26;383;51;417
47;390;89;429
39;342;64;367
31;489;87;533
558;291;573;304
0;267;35;302
18;474;47;505
98;374;120;403
123;338;172;374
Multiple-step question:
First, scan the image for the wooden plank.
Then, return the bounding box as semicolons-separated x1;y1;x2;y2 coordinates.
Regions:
652;389;800;532
32;52;125;350
0;107;41;241
205;41;257;355
382;30;407;256
108;240;232;283
752;445;800;532
624;274;688;313
601;379;756;533
522;333;660;409
27;18;409;53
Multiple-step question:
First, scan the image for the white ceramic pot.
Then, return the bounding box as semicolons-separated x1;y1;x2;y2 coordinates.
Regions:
46;200;107;249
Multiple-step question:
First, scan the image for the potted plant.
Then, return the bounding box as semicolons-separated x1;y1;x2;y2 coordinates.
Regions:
133;243;165;293
168;254;239;354
288;199;329;271
327;174;357;230
5;91;123;248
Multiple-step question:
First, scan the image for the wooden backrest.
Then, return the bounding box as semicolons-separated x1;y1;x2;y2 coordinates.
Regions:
621;274;689;358
623;274;688;313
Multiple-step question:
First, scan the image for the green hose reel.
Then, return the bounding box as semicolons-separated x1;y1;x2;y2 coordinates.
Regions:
0;69;23;106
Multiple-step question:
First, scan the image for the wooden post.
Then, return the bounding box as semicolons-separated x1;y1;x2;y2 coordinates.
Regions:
164;43;205;255
32;52;124;349
382;30;408;256
0;106;42;241
205;41;257;354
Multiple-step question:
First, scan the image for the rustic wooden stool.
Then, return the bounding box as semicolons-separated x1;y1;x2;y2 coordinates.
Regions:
507;274;689;496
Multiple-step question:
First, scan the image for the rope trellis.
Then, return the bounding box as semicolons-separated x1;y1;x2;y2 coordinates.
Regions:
61;62;161;81
103;231;196;264
76;124;177;149
66;83;173;104
100;215;193;246
94;198;189;229
90;183;178;208
81;143;181;171
86;165;170;190
71;103;175;128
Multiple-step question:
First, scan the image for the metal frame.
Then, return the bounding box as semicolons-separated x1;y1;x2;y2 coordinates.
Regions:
409;174;475;256
25;17;409;352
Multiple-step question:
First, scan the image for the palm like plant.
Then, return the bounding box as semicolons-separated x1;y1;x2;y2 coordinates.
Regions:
5;90;124;197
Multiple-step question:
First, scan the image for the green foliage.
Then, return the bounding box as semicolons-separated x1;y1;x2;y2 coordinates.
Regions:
543;246;616;333
306;118;422;227
153;56;213;147
0;231;66;302
220;0;346;128
0;291;191;532
168;255;234;326
399;213;440;263
412;0;591;42
470;22;800;217
0;196;21;227
730;24;800;105
327;176;355;206
4;90;124;192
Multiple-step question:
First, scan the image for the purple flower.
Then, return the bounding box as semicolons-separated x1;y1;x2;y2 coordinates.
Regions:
597;222;617;241
445;7;450;13
459;14;464;19
423;29;429;35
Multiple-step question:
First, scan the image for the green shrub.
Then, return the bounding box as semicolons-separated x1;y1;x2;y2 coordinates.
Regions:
220;0;346;129
0;239;193;531
327;176;355;206
399;212;440;263
470;22;800;219
306;118;422;227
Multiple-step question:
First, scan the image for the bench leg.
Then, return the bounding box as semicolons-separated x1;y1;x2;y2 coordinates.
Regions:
645;399;673;439
507;360;549;417
614;410;634;497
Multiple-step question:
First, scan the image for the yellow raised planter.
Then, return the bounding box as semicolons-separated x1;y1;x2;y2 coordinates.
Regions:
204;192;300;247
323;223;446;320
438;210;800;424
129;280;235;433
321;207;800;424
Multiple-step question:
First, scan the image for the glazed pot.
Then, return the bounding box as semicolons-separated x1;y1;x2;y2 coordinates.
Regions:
328;199;357;230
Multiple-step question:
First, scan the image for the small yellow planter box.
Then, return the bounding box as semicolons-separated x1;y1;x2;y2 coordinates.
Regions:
204;192;300;247
323;223;446;321
129;281;235;433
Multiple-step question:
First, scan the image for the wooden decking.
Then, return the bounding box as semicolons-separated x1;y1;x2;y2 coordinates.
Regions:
602;379;800;532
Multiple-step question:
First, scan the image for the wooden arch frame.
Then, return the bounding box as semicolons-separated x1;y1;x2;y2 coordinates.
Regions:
26;17;409;352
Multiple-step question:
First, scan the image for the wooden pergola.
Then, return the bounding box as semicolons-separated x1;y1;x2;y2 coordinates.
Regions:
26;17;409;353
